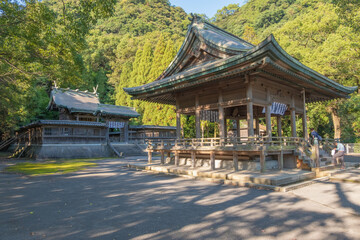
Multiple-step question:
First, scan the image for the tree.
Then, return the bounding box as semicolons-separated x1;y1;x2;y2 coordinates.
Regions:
0;0;116;138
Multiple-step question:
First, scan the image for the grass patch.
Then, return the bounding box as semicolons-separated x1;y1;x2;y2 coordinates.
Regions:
5;159;98;176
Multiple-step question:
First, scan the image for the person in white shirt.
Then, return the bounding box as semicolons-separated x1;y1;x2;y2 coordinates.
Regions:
333;142;345;169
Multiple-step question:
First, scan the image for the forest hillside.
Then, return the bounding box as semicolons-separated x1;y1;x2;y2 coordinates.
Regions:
1;0;359;141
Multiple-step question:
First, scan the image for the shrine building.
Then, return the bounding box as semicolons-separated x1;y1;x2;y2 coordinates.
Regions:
124;15;357;172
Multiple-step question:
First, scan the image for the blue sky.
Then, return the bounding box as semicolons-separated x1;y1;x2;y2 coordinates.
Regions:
170;0;246;18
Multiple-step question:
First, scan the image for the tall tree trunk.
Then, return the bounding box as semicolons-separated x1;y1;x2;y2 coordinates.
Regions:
330;107;341;140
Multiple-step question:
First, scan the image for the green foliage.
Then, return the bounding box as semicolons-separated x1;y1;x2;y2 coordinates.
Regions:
0;0;116;138
214;0;359;141
2;0;359;143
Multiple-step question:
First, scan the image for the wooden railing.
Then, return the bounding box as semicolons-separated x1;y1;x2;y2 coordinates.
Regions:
147;136;306;151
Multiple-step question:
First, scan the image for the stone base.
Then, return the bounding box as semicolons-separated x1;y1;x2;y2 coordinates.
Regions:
27;144;115;160
169;157;279;171
13;143;147;160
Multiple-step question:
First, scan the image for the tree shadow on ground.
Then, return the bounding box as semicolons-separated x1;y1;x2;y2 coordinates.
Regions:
0;159;358;240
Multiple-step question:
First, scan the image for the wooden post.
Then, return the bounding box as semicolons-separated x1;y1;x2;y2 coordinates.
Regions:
260;150;266;173
167;152;171;163
210;151;215;170
195;95;201;138
246;75;254;137
124;121;129;142
236;119;241;138
175;151;180;166
278;149;283;170
175;95;181;139
224;117;227;139
255;117;260;136
160;151;165;164
265;88;272;141
265;106;272;139
290;95;297;137
277;115;282;137
233;152;239;171
191;151;196;168
148;150;152;164
302;89;308;140
218;89;226;139
106;127;110;143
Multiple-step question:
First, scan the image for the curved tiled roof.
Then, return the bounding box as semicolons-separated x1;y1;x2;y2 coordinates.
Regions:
124;33;357;104
154;15;254;82
22;120;107;129
47;88;139;118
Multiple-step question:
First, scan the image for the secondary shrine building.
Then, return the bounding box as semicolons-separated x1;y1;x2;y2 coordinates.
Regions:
124;15;357;172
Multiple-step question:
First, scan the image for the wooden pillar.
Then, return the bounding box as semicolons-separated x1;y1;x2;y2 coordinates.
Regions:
218;89;226;139
278;150;283;170
236;119;241;138
195;95;201;138
255;117;260;136
175;95;181;139
260;150;266;173
167;152;171;163
210;151;215;170
148;150;152;164
160;151;165;164
106;127;110;143
277;116;282;137
290;95;297;137
246;75;254;137
265;88;272;140
124;121;129;142
191;151;196;168
233;152;239;171
175;151;180;166
224;118;227;138
302;89;308;140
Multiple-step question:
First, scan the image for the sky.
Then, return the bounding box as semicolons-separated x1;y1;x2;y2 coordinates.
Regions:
170;0;246;19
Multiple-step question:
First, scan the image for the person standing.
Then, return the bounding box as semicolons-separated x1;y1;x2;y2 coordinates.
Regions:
310;128;322;144
333;142;345;169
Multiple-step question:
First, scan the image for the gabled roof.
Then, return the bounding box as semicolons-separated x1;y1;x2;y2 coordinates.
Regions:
124;18;357;104
155;15;254;81
48;88;139;118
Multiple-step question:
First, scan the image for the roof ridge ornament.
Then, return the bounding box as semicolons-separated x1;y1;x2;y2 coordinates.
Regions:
189;13;204;24
93;84;98;94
